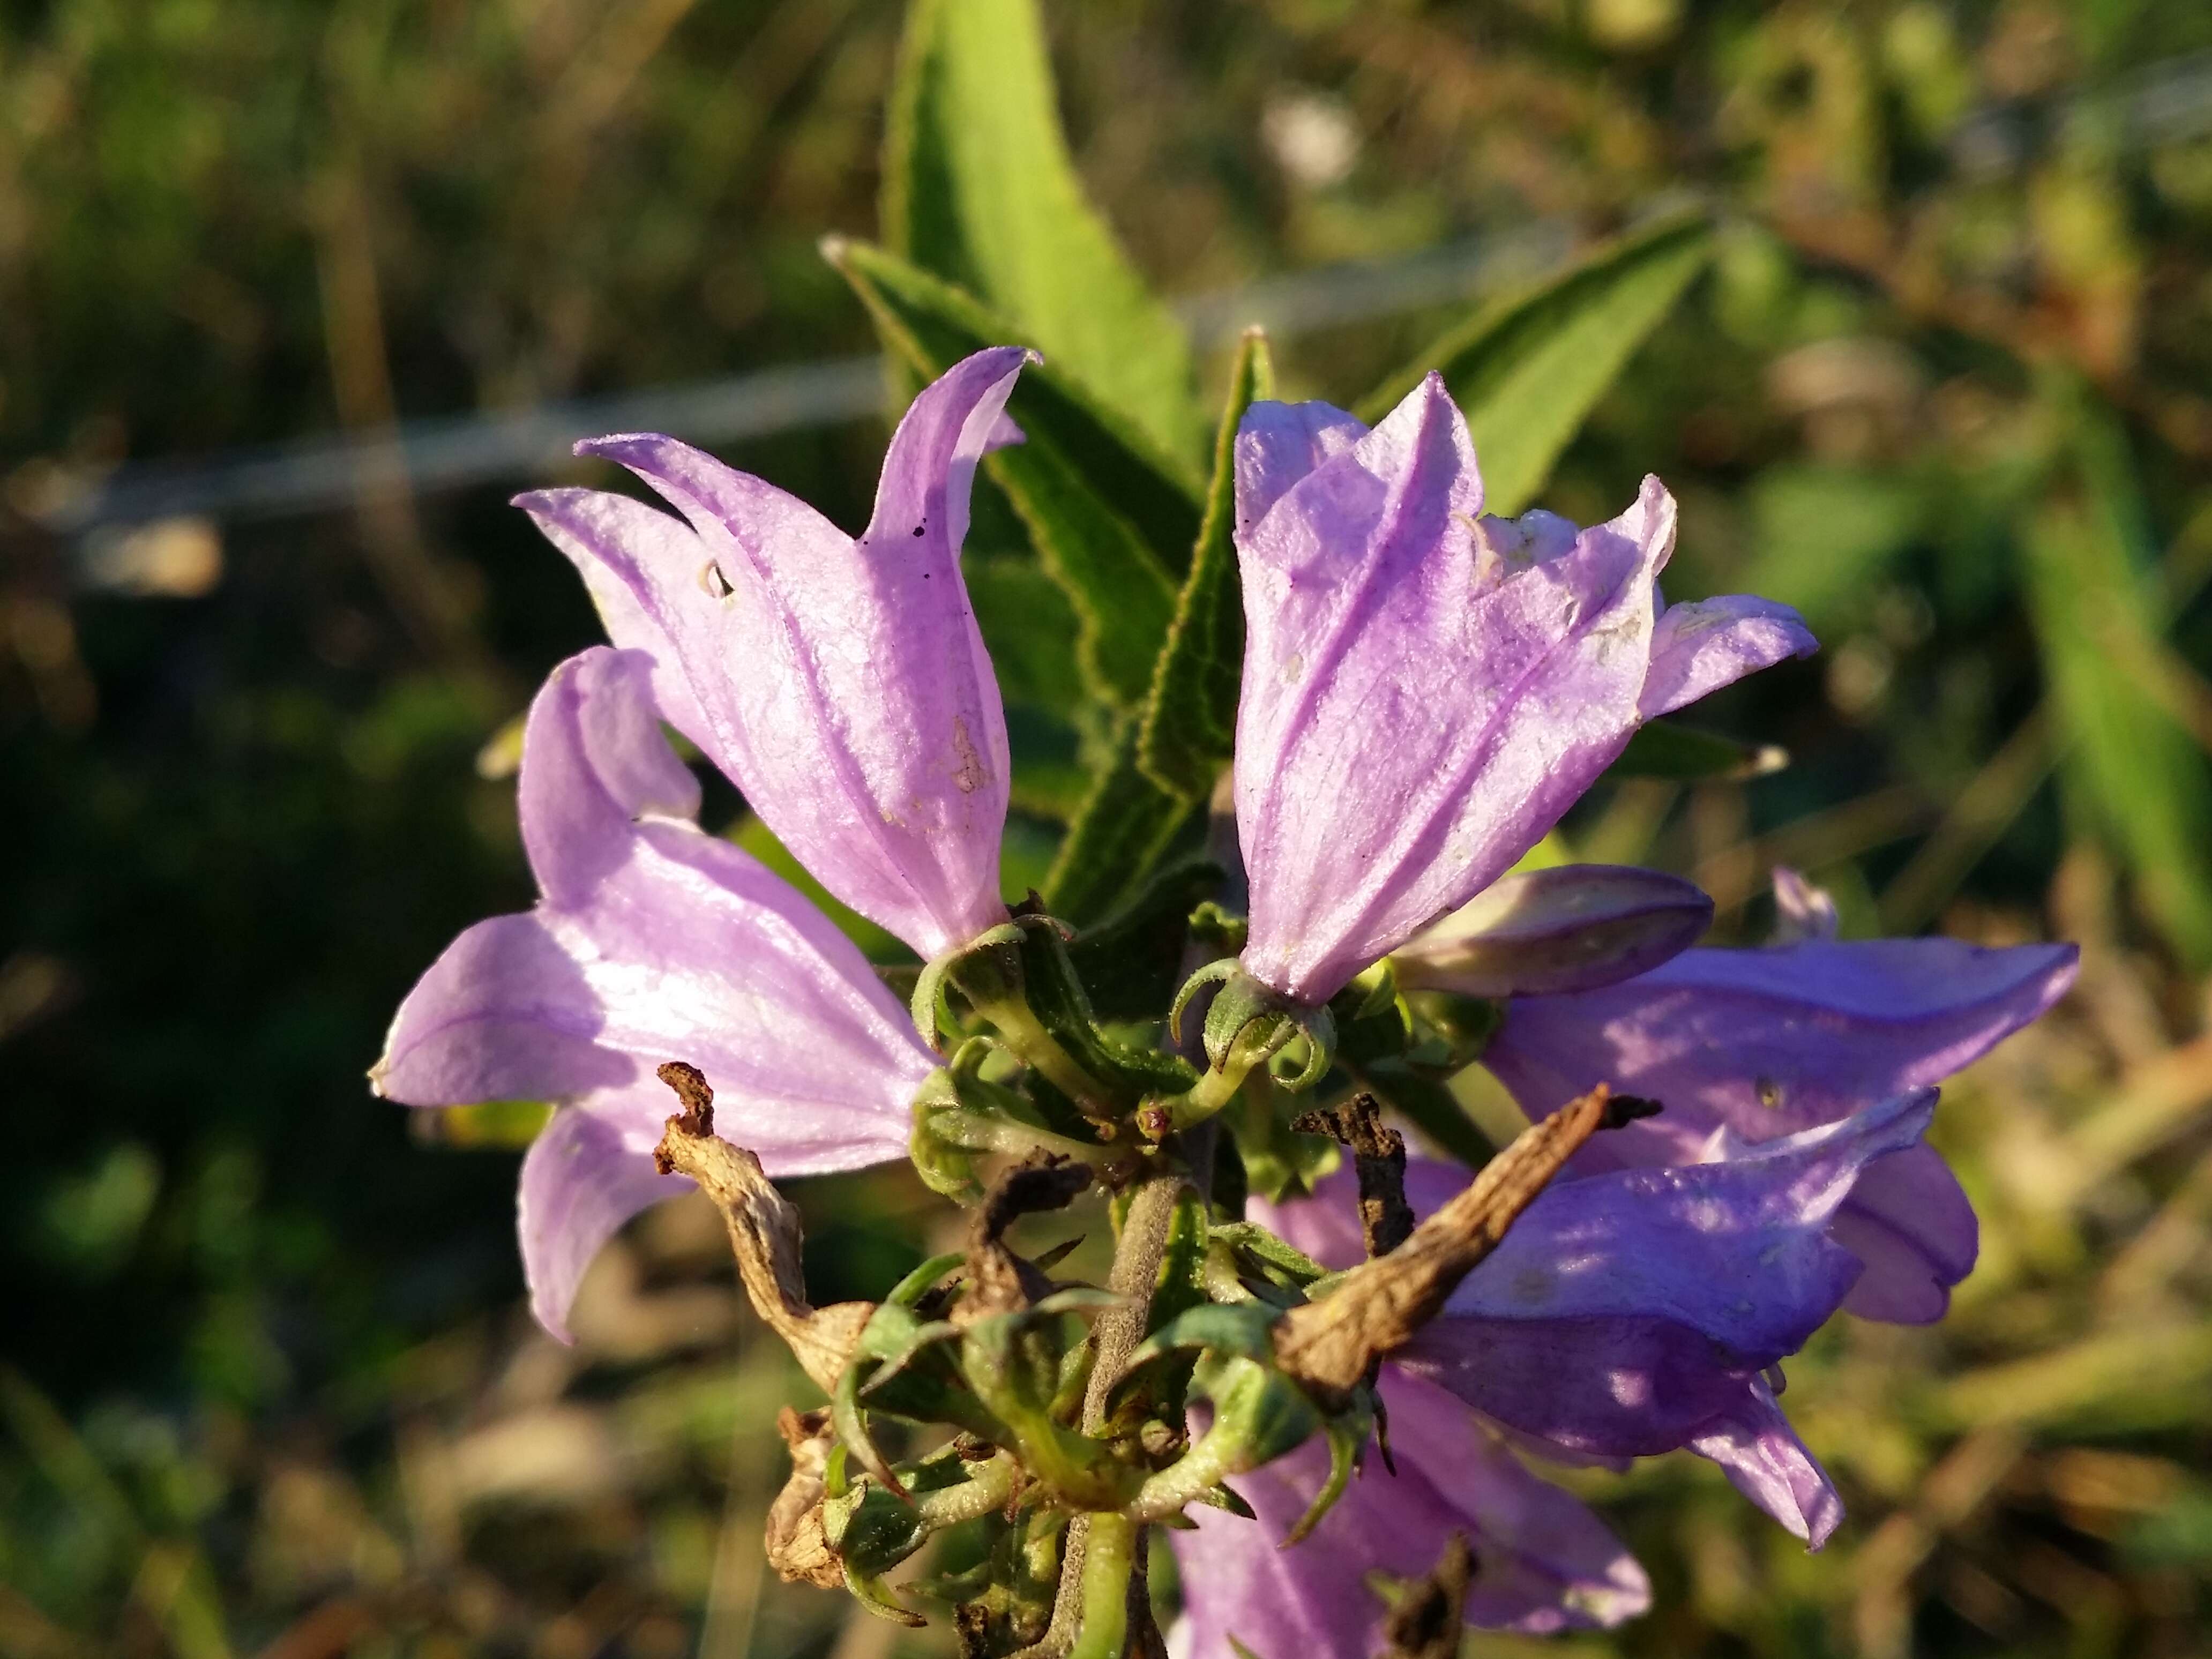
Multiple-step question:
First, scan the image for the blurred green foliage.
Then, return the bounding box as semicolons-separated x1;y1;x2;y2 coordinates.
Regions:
9;0;2212;1655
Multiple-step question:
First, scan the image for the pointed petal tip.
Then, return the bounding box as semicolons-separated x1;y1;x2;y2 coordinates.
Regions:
573;431;675;464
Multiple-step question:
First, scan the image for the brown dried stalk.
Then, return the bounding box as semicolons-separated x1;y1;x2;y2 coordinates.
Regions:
1272;1084;1656;1396
1292;1090;1414;1258
649;1061;873;1393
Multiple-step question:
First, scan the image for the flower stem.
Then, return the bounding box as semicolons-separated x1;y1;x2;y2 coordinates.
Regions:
1063;1512;1136;1659
951;950;1113;1113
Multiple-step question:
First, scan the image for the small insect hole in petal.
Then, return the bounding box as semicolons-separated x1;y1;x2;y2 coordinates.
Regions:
699;561;735;599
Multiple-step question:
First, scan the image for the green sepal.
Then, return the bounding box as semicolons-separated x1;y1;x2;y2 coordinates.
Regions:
910;1094;981;1200
1281;1410;1371;1546
1188;1349;1323;1473
842;1557;928;1628
1005;913;1199;1102
824;1444;982;1576
1192;1482;1258;1520
911;921;1027;1048
888;1250;969;1309
1207;1223;1328;1287
958;1305;1141;1510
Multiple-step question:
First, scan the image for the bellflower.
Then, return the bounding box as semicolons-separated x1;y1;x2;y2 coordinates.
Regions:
373;647;931;1339
1167;1093;1937;1655
515;347;1035;960
1463;870;2079;1321
1229;376;1816;1005
1170;1367;1652;1654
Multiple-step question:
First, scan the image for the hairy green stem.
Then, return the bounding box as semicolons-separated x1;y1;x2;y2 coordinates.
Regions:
915;1452;1020;1529
927;1108;1107;1163
1064;1512;1136;1659
1083;1174;1186;1433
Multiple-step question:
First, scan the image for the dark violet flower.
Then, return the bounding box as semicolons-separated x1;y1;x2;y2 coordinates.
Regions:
1167;1093;1937;1655
1228;376;1815;1005
515;347;1036;960
1169;1369;1651;1656
372;647;930;1338
1473;872;2079;1322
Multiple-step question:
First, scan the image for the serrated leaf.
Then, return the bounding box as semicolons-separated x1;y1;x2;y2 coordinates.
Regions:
1358;212;1714;517
1040;718;1195;926
884;0;1199;459
1137;328;1274;797
2024;376;2212;968
1603;720;1789;782
825;238;1198;709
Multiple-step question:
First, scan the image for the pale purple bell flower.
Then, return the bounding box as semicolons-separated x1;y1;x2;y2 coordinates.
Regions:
515;347;1037;961
1228;375;1816;1005
373;647;931;1339
1476;870;2079;1322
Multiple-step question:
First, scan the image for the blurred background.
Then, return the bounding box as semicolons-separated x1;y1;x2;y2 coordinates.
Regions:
8;0;2212;1654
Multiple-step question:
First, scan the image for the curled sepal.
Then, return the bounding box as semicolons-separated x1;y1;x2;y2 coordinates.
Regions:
1281;1406;1374;1547
910;921;1028;1049
833;1301;1005;1504
1206;967;1336;1086
842;1558;927;1628
910;1094;981;1201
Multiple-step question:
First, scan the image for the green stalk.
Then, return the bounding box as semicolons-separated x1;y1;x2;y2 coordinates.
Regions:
952;950;1114;1111
1064;1512;1136;1659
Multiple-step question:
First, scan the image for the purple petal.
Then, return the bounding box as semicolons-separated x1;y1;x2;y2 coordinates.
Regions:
527;348;1034;958
1481;936;2074;1320
1484;938;2077;1139
511;487;715;748
1688;1380;1843;1548
519;647;701;907
517;1095;692;1342
1232;379;1679;1004
1394;864;1713;998
1639;594;1817;720
1266;1094;1929;1459
1233;399;1369;529
1827;1143;1978;1322
376;650;929;1335
1170;1370;1648;1656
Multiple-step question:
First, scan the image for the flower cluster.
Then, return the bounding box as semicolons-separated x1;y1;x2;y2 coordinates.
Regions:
376;349;2075;1657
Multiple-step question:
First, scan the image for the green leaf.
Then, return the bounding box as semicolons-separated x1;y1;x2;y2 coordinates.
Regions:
1066;854;1227;1022
825;238;1198;708
1137;328;1274;797
2024;376;2212;968
884;0;1199;460
1040;718;1195;926
1358;212;1715;517
1603;721;1789;782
